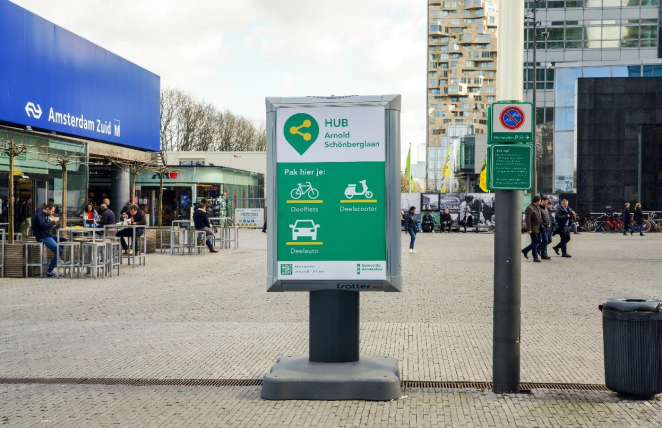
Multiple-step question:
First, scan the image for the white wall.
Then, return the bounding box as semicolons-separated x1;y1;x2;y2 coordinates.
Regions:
164;151;265;176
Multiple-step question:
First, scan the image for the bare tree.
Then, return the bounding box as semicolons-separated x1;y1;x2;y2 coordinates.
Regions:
160;87;266;153
37;144;87;229
146;152;176;227
0;133;29;244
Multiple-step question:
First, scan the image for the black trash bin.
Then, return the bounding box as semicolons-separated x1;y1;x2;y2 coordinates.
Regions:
599;299;662;399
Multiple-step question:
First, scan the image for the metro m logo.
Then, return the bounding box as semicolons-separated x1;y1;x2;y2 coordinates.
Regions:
25;102;42;119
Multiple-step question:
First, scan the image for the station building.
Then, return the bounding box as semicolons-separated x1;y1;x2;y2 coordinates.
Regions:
0;0;159;224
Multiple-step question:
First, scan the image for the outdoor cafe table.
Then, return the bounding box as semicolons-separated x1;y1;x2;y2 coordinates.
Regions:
104;224;147;267
54;227;103;274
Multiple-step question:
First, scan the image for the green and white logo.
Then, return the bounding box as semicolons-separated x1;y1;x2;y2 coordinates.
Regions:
284;113;319;155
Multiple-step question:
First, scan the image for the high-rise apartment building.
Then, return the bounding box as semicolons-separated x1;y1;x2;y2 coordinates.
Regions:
523;0;660;193
426;0;499;190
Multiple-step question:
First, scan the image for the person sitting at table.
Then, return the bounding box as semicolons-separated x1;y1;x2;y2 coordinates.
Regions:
80;203;99;228
116;204;146;255
193;199;218;253
33;203;66;278
99;204;116;226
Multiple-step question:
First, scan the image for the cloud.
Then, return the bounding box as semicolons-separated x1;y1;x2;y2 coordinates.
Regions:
13;0;427;164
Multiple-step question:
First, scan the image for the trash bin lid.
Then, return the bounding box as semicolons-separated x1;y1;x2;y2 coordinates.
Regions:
600;299;662;312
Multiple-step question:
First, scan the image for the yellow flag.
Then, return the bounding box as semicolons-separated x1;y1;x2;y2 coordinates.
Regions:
479;158;488;192
441;181;447;193
442;146;451;178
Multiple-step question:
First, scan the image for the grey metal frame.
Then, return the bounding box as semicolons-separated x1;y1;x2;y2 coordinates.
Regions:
55;242;78;278
24;242;44;278
105;241;121;277
0;229;4;278
80;242;106;279
265;95;402;292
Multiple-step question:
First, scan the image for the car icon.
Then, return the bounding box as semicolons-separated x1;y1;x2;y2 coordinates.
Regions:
290;220;320;241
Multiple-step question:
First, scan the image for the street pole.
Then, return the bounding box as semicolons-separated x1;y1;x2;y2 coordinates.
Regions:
531;6;537;197
493;0;524;394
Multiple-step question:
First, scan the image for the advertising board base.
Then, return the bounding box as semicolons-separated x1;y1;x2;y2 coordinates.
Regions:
261;356;401;401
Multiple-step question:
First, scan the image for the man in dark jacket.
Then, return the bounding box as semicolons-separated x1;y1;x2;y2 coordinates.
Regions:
422;212;435;233
538;197;552;260
621;202;631;236
33;203;66;277
552;199;574;258
116;204;146;255
521;196;543;263
193;199;218;253
99;204;116;226
440;209;452;233
459;210;473;233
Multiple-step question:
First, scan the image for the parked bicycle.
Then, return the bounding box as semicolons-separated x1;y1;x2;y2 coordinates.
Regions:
643;211;662;233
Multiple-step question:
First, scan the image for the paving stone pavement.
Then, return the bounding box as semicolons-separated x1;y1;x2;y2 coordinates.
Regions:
1;230;661;426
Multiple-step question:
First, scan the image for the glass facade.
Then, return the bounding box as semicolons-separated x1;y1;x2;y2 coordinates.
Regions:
0;128;88;236
553;62;662;192
135;166;263;225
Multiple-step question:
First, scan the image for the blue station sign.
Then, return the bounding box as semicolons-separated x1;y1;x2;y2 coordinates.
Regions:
0;0;160;151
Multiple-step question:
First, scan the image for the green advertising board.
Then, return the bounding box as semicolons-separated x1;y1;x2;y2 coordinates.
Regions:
487;144;533;191
266;96;402;292
489;102;533;144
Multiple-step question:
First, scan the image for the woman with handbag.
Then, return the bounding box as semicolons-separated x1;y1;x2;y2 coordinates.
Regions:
404;206;419;254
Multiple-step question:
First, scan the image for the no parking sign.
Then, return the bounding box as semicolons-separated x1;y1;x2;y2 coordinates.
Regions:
489;102;533;143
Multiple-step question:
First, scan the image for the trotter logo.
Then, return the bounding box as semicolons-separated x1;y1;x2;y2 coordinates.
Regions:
284;113;319;155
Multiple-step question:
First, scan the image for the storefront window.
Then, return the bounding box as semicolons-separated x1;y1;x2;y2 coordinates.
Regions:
0;129;87;233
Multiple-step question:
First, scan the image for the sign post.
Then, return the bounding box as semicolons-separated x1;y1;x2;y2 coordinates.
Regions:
492;0;526;395
262;95;402;401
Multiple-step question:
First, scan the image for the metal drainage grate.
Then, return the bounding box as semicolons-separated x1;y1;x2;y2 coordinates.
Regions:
0;378;263;387
401;380;609;393
0;378;608;392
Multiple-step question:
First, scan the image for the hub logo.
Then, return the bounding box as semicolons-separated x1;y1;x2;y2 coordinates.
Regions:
284;113;319;155
25;102;42;119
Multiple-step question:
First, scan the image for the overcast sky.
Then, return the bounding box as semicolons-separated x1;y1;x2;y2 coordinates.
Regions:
13;0;428;166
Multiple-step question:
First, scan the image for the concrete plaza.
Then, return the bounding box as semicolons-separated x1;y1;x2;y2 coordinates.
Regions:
0;230;660;427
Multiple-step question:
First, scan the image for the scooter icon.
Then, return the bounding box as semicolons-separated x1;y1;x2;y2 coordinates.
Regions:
344;180;374;199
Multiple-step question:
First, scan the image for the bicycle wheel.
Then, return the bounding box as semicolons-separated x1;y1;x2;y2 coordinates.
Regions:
643;220;652;233
290;188;302;200
586;221;596;233
308;188;320;200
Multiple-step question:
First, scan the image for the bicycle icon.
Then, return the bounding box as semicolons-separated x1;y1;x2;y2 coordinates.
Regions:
290;182;320;200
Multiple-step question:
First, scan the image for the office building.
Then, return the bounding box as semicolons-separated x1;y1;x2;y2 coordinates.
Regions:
523;0;660;193
427;0;499;190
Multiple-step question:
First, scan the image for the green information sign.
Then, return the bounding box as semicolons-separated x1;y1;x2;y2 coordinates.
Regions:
487;144;533;190
266;96;402;292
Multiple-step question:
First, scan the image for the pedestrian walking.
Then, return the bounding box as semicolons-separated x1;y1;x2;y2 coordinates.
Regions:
621;202;632;236
521;196;542;263
404;206;418;254
538;196;552;260
552;199;574;258
633;203;645;236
